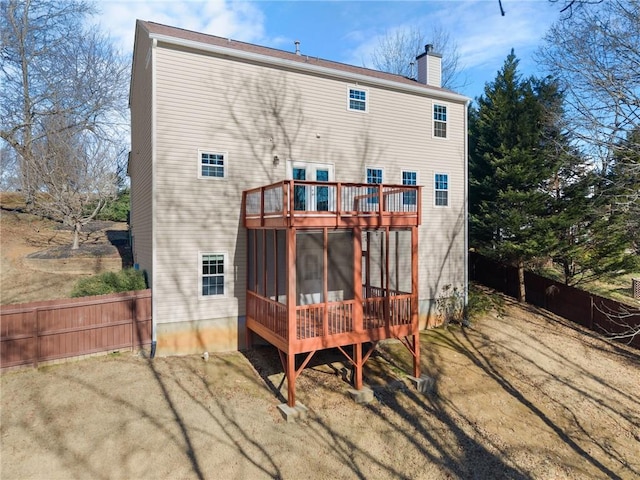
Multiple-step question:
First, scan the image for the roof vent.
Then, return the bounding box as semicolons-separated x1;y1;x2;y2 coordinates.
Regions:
294;40;300;55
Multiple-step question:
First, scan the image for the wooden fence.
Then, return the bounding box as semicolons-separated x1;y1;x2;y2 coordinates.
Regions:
470;253;640;349
1;289;152;369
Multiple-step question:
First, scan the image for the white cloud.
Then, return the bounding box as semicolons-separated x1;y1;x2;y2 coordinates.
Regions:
94;0;266;54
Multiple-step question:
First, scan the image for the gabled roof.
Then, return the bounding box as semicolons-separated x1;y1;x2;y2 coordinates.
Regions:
137;20;469;103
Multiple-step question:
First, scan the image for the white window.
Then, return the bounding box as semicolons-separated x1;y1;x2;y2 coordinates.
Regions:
348;86;368;112
435;173;449;207
433;104;447;138
201;253;225;296
198;150;226;178
366;167;383;206
402;170;417;207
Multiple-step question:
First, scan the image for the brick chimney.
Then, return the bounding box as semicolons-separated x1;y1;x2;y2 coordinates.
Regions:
416;44;442;88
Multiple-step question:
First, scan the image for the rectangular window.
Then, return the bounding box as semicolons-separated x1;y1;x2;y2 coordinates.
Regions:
201;253;225;296
435;173;449;206
348;87;368;112
402;171;417;206
200;151;225;178
366;167;383;205
433;104;447;138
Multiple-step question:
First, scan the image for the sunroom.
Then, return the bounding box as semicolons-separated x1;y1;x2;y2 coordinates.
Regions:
242;180;423;408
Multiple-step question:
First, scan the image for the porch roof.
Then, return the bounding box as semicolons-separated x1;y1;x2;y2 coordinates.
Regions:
242;180;422;229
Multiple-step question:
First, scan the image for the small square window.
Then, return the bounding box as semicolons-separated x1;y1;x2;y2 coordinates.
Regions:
348;87;368;112
402;171;417;206
202;253;225;296
200;152;225;178
433;104;447;138
435;173;449;206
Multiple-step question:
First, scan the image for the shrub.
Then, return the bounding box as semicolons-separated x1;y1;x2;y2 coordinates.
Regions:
435;284;465;327
71;268;146;297
96;189;130;222
467;282;504;320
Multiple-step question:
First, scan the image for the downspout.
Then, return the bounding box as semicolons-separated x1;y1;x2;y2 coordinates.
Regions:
150;37;158;358
464;99;470;324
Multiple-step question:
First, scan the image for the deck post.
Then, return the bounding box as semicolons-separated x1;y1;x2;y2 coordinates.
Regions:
354;342;363;390
287;352;296;407
353;227;363;332
286;227;297;407
413;334;421;378
412;225;420;377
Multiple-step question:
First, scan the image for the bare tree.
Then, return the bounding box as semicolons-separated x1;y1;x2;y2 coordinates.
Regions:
0;142;20;190
538;0;640;338
369;25;466;90
537;1;639;169
594;301;640;345
537;0;639;245
1;0;128;246
31;110;120;249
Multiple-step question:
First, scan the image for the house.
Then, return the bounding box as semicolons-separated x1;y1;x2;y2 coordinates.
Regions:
129;21;469;407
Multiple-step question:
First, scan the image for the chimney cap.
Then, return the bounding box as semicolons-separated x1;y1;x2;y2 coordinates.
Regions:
294;40;301;55
425;44;433;53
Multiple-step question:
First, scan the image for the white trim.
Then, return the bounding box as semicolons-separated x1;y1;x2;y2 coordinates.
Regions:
432;101;449;140
347;85;369;113
199;251;228;299
434;172;449;207
149;32;470;104
197;149;228;179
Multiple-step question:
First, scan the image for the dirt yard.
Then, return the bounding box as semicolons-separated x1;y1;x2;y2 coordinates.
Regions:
2;297;639;480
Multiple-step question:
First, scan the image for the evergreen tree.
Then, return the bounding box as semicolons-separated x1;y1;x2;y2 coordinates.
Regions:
607;128;640;256
470;51;558;302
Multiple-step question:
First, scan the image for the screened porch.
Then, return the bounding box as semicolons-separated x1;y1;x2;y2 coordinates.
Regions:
242;181;422;407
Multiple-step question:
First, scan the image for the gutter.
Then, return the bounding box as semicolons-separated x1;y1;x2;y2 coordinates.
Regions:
148;33;471;104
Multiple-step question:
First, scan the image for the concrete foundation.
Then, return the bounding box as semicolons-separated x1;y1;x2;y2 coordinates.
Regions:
347;387;374;404
277;402;308;423
408;375;436;394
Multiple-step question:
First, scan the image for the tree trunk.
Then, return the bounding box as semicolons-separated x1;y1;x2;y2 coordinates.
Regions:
72;223;81;250
517;259;526;303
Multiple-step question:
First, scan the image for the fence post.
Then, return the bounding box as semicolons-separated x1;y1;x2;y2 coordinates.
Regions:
589;295;594;330
130;296;135;350
32;309;39;369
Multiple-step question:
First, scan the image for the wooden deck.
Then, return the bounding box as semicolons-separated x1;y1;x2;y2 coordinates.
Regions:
246;291;415;354
243;180;421;229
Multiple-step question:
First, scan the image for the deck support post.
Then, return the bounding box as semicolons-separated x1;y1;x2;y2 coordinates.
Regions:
286;352;296;407
412;334;420;378
412;225;420;377
354;342;363;390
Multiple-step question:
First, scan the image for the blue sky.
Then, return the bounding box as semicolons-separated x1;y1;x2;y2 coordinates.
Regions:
96;0;565;101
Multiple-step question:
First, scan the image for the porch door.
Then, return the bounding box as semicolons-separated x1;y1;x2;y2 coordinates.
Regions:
288;161;334;211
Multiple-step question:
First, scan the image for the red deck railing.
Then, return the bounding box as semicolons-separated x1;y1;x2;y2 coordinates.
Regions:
247;290;414;343
243;180;421;228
